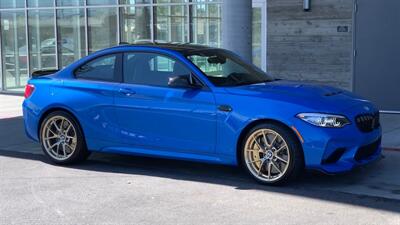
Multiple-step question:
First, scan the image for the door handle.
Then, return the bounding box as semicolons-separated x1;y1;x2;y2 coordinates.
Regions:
119;88;136;96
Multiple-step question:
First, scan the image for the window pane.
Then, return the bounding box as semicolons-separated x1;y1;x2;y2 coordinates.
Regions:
120;6;151;43
208;4;220;17
124;53;189;86
87;0;117;5
0;0;24;8
192;0;221;2
191;4;221;47
155;0;188;3
88;8;118;53
155;5;188;43
57;9;86;68
56;0;84;6
76;55;117;81
27;0;54;7
0;11;28;90
120;0;152;4
28;10;57;73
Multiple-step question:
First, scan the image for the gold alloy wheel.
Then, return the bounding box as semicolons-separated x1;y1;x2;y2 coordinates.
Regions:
244;129;290;182
41;116;78;161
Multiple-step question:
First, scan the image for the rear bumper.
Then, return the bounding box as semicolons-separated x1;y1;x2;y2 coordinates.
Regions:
23;100;40;142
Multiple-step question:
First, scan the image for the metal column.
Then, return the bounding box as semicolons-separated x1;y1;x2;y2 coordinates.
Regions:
222;0;252;61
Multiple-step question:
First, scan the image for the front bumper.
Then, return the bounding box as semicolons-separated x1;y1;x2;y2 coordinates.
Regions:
293;115;382;174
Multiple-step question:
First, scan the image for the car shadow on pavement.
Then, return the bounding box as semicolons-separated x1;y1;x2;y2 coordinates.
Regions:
1;116;399;213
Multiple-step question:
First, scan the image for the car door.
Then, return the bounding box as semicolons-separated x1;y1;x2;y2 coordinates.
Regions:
114;51;217;154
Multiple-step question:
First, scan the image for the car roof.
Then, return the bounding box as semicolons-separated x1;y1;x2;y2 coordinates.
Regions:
114;42;218;55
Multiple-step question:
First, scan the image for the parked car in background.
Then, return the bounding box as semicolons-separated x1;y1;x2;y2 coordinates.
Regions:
22;43;382;185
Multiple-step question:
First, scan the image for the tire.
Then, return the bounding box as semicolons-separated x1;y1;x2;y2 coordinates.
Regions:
40;111;90;164
241;123;304;185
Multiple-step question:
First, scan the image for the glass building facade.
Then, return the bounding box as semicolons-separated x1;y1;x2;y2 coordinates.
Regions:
0;0;223;91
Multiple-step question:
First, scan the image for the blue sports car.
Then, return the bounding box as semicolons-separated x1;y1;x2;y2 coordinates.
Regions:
23;43;382;185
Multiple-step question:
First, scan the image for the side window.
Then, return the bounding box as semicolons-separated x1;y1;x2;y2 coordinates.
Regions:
149;56;174;72
123;52;191;87
75;54;117;81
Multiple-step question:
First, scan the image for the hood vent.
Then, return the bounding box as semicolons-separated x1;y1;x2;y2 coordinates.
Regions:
324;91;343;97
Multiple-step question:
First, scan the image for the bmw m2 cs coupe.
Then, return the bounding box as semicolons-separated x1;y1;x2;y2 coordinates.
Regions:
23;43;382;185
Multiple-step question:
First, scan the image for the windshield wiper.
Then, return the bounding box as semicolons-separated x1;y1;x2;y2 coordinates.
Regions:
235;79;273;86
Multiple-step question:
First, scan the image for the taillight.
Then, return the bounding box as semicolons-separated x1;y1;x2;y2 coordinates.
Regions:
24;84;35;99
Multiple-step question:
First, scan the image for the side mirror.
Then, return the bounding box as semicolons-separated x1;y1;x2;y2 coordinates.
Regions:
168;74;202;89
76;65;91;74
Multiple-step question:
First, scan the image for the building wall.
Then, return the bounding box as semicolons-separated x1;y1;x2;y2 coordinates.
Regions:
267;0;354;90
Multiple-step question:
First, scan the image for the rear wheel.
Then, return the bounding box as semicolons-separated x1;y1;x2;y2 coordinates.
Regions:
40;111;90;164
241;123;304;185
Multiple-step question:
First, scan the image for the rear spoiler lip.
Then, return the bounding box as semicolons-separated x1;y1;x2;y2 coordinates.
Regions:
31;69;59;78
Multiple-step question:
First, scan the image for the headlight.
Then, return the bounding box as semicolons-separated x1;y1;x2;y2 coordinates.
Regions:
296;113;350;128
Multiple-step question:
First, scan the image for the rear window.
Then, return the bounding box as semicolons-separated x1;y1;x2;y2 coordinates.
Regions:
75;54;117;81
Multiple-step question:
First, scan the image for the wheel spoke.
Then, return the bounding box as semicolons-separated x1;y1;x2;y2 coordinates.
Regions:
267;162;272;179
56;143;60;157
61;119;66;132
246;148;264;155
275;155;288;164
65;124;72;134
269;134;278;147
65;143;75;151
44;135;58;141
49;142;59;149
253;137;263;150
257;159;266;175
62;144;67;157
247;159;261;164
262;131;268;147
275;145;286;153
47;128;58;136
271;161;282;174
52;120;62;132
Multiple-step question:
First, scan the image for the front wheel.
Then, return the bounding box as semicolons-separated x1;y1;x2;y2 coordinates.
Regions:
241;123;304;185
40;111;90;164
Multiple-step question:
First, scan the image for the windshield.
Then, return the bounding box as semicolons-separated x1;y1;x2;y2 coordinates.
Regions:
185;49;274;87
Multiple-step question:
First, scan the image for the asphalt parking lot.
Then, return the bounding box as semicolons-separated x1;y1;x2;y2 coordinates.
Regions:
0;96;400;225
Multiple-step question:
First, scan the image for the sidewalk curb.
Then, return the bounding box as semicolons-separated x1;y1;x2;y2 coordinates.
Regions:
383;147;400;152
0;92;24;97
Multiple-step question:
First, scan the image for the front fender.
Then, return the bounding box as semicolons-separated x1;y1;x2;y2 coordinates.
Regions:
214;92;310;165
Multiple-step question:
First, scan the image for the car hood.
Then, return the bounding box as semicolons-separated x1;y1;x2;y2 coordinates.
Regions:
223;80;372;113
